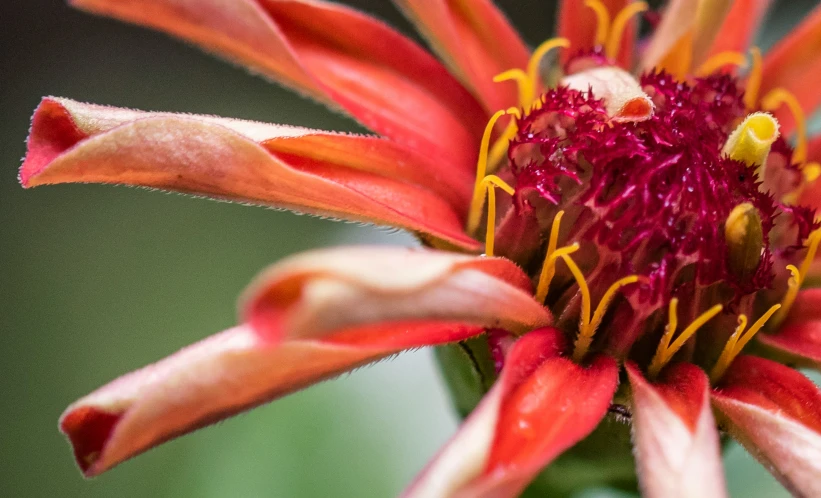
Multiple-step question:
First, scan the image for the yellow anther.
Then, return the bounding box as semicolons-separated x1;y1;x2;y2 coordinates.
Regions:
526;38;570;99
804;162;821;183
585;0;611;46
493;69;533;110
487;108;522;173
479;175;515;256
771;229;821;328
743;47;763;110
467;109;517;234
722;112;780;167
535;210;566;303
606;2;648;61
648;302;723;378
710;304;781;382
725;202;764;279
696;50;748;77
761;88;809;164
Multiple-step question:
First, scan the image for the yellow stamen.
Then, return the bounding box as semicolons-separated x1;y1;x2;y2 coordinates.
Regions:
487;108;521;173
710;304;781;382
584;0;611;46
696;50;748;77
722;112;780;167
467;109;517;234
535;211;568;302
761;88;809;164
651;298;680;373
743;47;763;110
605;2;648;61
648;303;723;377
536;240;581;300
804;162;821;183
526;38;570;100
479;175;515;256
771;229;821;327
493;69;533;110
572;275;641;361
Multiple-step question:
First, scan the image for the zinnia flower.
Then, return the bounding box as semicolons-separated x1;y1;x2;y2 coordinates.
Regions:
20;0;821;496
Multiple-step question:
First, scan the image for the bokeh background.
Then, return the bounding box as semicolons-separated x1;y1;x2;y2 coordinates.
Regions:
1;1;818;496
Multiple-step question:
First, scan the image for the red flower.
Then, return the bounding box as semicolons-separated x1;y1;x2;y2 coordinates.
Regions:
20;0;821;496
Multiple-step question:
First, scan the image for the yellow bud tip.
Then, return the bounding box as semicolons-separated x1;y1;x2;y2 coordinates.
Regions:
725;202;764;279
722;112;780;167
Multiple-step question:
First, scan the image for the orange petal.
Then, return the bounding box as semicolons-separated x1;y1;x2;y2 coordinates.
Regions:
706;0;773;57
642;0;734;74
21;97;479;250
406;328;619;497
61;246;551;477
392;0;529;113
760;4;821;134
71;0;487;170
712;355;821;496
627;363;727;498
557;0;636;68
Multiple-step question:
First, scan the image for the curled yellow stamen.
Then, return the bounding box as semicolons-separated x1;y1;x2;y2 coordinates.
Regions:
648;302;723;378
479;175;515;256
771;229;821;328
743;47;763;111
467;109;517;234
761;88;809;164
573;275;641;362
487;108;521;173
696;50;747;77
535;211;567;303
526;38;570;100
722;112;780;167
585;0;611;46
606;2;648;61
493;69;533;110
710;304;781;382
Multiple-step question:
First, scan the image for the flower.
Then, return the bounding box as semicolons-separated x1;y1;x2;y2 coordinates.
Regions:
19;0;821;496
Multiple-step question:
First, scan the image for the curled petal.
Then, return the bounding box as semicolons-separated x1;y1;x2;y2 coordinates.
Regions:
627;363;727;498
71;0;486;169
406;328;619;497
561;67;654;122
557;0;636;68
392;0;529;113
61;246;551;477
21;97;479;249
706;0;772;57
712;355;821;496
760;4;821;134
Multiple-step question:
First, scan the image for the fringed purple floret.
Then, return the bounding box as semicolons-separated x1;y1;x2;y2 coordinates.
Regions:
510;70;785;308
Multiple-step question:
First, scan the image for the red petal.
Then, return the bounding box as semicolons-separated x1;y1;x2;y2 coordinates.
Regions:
71;0;487;170
712;355;821;495
558;0;636;68
627;363;727;498
21;97;479;250
757;289;821;367
706;0;772;57
392;0;529;113
760;4;821;135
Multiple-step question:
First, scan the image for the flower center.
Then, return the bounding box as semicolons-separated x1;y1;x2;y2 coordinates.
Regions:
467;18;820;380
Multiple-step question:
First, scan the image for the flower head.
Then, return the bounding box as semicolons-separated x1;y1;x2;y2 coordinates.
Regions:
20;0;821;496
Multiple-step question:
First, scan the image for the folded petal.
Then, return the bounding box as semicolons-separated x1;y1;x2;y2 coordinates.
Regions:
392;0;529;113
627;363;727;498
61;246;552;477
706;0;772;57
760;4;821;134
557;0;636;68
757;290;821;367
406;328;619;497
712;355;821;496
21;97;479;249
71;0;487;169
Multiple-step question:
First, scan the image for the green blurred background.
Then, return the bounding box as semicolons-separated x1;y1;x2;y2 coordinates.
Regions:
0;1;817;496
